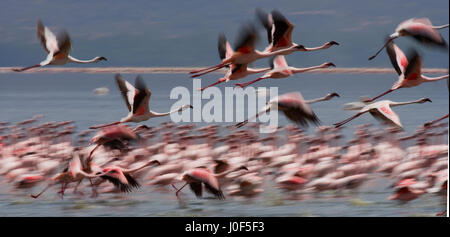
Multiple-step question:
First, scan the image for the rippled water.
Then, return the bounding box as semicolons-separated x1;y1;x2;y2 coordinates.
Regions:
0;72;448;216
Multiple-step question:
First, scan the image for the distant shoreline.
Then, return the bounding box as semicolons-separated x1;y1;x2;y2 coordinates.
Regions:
0;67;447;74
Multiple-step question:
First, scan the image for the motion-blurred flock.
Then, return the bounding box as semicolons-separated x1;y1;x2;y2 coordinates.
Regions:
1;9;448;211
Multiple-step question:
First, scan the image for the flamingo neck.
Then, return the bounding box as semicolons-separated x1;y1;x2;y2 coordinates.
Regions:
68;55;102;64
421;74;449;82
390;99;427;107
291;64;326;74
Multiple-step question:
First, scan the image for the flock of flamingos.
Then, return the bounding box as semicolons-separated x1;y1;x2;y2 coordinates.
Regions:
1;9;449;215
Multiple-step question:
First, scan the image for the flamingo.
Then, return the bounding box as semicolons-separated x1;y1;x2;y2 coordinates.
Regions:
199;33;271;91
368;44;449;102
100;159;160;193
88;124;140;159
369;18;448;60
235;55;335;88
235;91;340;128
13;20;107;72
89;74;193;129
30;152;112;199
334;98;432;128
172;166;248;200
189;23;310;78
256;9;339;54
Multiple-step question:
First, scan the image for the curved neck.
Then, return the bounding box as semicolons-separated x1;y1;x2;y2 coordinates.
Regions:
291;64;325;74
306;95;331;104
390;99;426;107
149;105;188;118
123;160;158;173
247;67;271;74
304;43;330;51
421;74;449;82
68;55;100;64
432;24;449;30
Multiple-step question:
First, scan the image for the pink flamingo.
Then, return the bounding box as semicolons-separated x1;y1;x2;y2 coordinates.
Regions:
199;33;271;91
90;74;192;129
256;9;339;54
335;98;432;128
369;18;448;60
369;43;448;102
236;91;339;128
13;20;106;72
235;55;335;88
189;23;310;78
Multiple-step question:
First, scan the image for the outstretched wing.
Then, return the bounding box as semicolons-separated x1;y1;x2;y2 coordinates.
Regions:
271;10;294;48
386;40;407;76
37;20;58;54
277;92;320;127
272;55;289;69
115;74;135;112
132;76;151;115
256;8;273;44
234;23;258;53
403;49;422;80
375;105;402;128
55;30;71;57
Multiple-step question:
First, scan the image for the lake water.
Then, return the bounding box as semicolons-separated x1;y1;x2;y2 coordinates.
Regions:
0;71;448;216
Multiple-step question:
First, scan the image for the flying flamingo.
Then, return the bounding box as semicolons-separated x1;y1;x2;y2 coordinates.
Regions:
334;98;432;128
100;159;160;193
235;55;335;88
256;8;339;54
189;23;310;78
88;124;140;159
368;18;448;60
199;33;271;91
236;91;340;128
30;152;112;199
13;20;107;72
89;74;193;129
368;44;449;102
172;166;248;200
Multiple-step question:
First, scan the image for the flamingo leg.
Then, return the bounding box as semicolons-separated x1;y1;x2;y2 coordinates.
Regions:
173;182;188;198
89;121;121;129
425;114;449;127
190;64;227;78
89;178;98;198
73;180;84;195
12;64;41;72
235;77;265;88
199;78;226;91
189;63;225;74
369;89;394;102
334;112;365;128
30;183;53;199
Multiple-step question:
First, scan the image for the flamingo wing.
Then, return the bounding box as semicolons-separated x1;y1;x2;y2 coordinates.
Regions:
55;30;71;57
256;8;273;44
403;49;422;80
115;74;135;112
37;20;58;54
406;22;447;47
188;182;203;198
374;104;402;128
234;23;258;53
272;55;289;69
386;40;407;76
277;92;320;127
271;10;294;48
133;76;151;115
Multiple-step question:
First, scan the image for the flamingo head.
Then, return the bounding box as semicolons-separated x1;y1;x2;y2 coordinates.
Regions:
96;56;108;61
419;98;432;103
